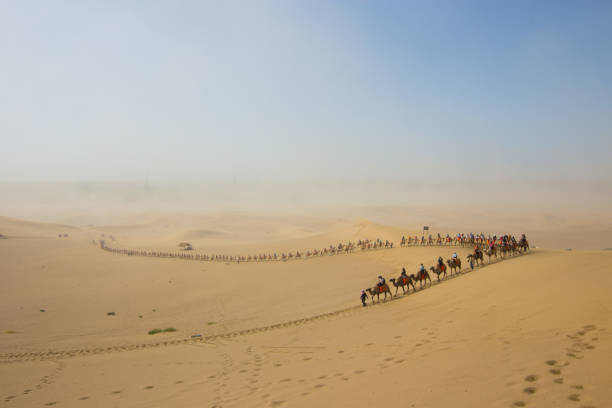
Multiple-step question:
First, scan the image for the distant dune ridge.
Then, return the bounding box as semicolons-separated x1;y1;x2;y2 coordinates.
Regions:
1;212;611;407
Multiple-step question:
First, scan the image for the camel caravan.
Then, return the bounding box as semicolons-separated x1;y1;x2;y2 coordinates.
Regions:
400;232;514;248
99;238;394;263
364;234;529;305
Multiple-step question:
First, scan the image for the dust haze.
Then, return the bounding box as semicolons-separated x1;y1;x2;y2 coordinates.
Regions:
1;177;610;249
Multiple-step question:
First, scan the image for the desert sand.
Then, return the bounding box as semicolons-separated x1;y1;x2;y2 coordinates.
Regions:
1;212;612;408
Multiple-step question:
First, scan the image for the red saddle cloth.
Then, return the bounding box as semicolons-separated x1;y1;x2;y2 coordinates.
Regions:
378;285;386;293
401;277;408;285
441;264;446;271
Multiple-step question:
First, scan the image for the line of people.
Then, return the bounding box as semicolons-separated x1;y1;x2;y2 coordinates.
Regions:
361;234;528;306
400;232;527;248
98;237;395;263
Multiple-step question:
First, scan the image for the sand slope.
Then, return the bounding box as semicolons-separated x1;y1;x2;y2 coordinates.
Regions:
1;216;611;407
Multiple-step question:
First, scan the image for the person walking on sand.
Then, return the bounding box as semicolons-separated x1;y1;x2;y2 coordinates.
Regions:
360;290;368;307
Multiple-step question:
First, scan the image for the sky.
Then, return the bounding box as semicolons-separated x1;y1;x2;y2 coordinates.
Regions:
1;0;611;186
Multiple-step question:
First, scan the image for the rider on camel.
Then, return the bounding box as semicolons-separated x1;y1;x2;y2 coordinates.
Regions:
377;275;386;287
418;263;425;277
437;256;445;270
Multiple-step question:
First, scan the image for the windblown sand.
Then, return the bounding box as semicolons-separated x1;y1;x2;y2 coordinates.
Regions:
1;214;611;407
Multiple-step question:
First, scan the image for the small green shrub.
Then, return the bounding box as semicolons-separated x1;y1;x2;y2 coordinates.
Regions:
148;327;176;335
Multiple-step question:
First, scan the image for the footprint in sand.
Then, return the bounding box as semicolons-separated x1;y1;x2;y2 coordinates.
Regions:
354;370;365;374
144;386;154;390
513;402;526;407
550;368;561;375
175;380;184;384
554;378;564;384
44;403;57;406
568;394;580;402
270;400;285;406
79;396;89;400
524;375;538;382
545;360;557;366
314;384;326;388
384;357;394;361
523;387;537;394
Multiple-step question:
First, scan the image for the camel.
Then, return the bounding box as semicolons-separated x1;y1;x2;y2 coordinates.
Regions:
411;270;432;289
389;275;415;295
430;263;447;281
467;250;484;266
519;238;529;252
484;246;497;262
446;257;461;274
500;244;512;258
366;284;393;303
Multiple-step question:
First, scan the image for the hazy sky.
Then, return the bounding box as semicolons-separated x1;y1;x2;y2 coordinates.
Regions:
1;0;611;183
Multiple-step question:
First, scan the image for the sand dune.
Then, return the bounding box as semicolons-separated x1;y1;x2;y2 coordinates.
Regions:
0;216;77;239
1;214;611;407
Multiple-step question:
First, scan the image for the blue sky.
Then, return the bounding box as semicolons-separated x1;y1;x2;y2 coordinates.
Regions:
1;0;611;183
